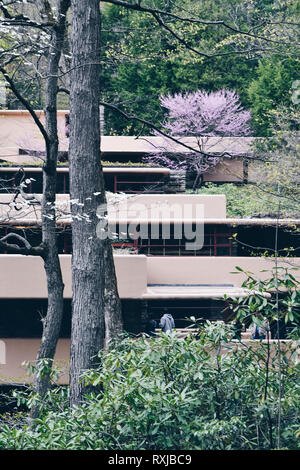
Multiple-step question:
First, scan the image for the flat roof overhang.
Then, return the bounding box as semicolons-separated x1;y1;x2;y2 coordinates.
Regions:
0;135;254;156
141;284;269;299
0;166;171;174
109;218;300;225
1;218;300;227
0;110;68;115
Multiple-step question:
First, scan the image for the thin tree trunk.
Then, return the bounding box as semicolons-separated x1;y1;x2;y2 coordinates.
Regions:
192;171;202;191
104;239;123;348
31;0;70;418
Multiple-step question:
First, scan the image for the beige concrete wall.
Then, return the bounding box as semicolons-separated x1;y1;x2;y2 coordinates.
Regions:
109;194;226;221
146;257;300;286
0;193;227;222
0;338;70;384
0;254;147;299
113;254;147;298
203;159;244;183
0;110;67;151
1;254;298;300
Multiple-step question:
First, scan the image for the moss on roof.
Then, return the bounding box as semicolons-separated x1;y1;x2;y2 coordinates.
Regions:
190;183;300;219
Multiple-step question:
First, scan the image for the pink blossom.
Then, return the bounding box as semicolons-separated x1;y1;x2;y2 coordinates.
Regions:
160;89;251;137
144;89;252;188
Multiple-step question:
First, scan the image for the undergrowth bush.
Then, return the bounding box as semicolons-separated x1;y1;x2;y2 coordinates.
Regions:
0;321;299;450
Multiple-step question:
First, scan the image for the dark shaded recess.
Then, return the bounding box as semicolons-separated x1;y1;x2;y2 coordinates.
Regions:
235;226;300;257
0;225;299;259
0;298;134;337
0;226;42;252
0;226;73;255
0;384;30;413
121;299;144;334
121;299;229;333
0;296;295;339
0;168;167;194
0;299;72;338
0;298;227;338
147;298;227;328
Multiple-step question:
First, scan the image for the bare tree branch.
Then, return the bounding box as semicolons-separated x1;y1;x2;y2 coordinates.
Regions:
0;66;49;145
0;232;44;255
0;1;54;29
101;0;297;47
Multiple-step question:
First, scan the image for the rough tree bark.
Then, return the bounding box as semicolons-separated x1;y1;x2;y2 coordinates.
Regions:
30;0;70;418
0;0;69;416
0;62;65;415
104;239;123;348
69;0;122;406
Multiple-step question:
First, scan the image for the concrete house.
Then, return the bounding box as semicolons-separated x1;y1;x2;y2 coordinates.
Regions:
0;110;299;384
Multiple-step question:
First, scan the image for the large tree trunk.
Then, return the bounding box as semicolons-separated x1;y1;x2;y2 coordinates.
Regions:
69;0;123;405
31;0;69;419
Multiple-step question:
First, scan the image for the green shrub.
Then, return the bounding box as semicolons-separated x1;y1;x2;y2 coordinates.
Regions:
190;183;298;218
0;322;299;450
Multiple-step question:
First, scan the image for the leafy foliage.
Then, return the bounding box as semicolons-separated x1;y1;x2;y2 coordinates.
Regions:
100;0;299;136
251;106;300;204
226;266;300;336
190;183;300;218
0;322;299;450
247;58;300;136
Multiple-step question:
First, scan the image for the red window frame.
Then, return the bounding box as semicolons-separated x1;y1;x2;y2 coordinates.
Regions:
135;225;232;256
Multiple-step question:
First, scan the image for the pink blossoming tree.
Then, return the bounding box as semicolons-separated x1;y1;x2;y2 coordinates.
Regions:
144;89;252;189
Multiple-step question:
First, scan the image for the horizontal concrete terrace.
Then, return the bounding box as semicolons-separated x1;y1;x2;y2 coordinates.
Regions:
0;254;299;300
0;191;299;226
0;193;227;222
